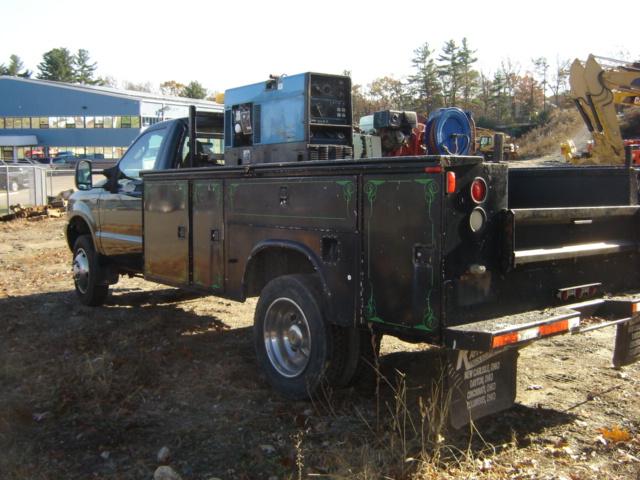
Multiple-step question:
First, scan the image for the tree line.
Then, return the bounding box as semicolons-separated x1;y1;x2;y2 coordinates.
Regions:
2;40;573;122
351;38;572;128
0;48;213;100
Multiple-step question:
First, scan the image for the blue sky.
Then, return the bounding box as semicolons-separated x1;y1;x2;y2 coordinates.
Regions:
0;0;636;92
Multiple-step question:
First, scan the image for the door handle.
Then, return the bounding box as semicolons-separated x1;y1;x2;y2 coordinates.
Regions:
279;186;288;206
177;226;186;239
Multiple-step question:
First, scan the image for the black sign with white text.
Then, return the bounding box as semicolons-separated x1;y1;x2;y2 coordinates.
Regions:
447;347;519;429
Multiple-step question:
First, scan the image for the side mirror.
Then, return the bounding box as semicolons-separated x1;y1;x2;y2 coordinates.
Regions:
75;159;93;191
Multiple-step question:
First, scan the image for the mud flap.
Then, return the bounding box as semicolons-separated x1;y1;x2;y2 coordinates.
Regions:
613;315;640;367
446;347;519;429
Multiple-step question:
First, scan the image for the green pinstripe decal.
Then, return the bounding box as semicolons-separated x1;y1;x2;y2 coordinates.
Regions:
336;180;355;214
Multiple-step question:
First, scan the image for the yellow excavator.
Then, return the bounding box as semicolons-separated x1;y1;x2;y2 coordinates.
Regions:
568;54;640;165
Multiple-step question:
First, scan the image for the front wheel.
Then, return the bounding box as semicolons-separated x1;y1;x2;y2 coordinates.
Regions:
254;274;332;399
72;235;109;306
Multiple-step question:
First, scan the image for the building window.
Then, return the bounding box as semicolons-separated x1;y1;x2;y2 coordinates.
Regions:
141;116;163;127
85;116;94;128
65;117;76;128
94;116;104;128
0;118;4;129
49;117;66;129
103;116;113;128
39;117;49;129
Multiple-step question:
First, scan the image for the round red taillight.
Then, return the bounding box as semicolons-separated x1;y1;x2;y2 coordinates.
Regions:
471;178;487;203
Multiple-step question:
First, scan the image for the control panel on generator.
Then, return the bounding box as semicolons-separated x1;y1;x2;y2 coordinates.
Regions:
223;72;353;165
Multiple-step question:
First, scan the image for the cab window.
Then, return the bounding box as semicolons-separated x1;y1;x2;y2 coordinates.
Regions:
178;135;224;168
118;128;167;179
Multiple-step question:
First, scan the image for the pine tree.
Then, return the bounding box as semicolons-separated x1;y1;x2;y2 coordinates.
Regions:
457;38;478;109
532;57;550;111
5;55;32;77
408;42;443;114
73;49;100;85
490;71;509;122
500;59;520;121
437;40;462;106
37;48;75;82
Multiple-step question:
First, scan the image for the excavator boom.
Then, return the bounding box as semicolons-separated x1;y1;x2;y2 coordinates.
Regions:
569;54;640;165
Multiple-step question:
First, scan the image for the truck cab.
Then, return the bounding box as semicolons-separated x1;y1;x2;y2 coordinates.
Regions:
67;112;224;278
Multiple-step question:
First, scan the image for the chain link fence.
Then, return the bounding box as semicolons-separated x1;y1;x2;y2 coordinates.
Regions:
0;165;76;215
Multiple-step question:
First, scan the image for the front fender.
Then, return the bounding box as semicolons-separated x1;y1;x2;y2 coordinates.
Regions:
66;190;101;252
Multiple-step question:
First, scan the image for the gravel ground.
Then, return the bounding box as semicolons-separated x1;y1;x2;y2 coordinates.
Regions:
0;217;638;480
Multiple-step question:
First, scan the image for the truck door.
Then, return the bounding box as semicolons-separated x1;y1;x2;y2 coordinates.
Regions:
98;127;169;257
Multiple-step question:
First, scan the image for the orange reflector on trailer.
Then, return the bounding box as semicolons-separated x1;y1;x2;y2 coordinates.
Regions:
425;166;442;174
491;332;519;348
491;317;576;349
539;319;569;336
632;302;640;313
446;171;456;193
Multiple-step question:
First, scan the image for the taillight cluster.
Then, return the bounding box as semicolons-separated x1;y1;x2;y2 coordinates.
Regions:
557;283;599;301
469;177;488;233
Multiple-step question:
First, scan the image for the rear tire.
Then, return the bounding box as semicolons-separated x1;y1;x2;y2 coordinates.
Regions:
254;274;333;399
72;234;109;306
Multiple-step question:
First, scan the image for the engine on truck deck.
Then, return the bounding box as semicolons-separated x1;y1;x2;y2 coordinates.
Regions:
224;73;353;165
359;107;475;157
366;110;425;156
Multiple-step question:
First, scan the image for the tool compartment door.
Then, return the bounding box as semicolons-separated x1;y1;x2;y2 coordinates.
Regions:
192;180;225;292
362;173;442;332
143;180;189;285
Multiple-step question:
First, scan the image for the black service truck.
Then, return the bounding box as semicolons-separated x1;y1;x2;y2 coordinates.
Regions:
67;72;640;428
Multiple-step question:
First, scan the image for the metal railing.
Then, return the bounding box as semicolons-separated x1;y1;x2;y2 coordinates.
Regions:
0;165;75;215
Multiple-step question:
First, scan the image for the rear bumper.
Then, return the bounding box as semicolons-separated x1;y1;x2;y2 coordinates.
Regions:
445;297;640;428
444;296;640;367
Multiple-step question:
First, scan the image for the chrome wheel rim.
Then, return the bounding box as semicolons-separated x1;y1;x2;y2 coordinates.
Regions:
72;248;90;294
263;298;311;378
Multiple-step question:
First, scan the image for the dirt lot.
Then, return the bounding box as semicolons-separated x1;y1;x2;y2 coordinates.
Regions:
1;218;639;479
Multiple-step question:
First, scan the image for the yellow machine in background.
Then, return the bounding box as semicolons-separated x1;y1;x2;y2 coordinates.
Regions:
475;127;519;160
569;55;640;165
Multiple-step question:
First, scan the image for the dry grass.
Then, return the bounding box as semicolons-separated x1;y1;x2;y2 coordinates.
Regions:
517;109;583;158
1;218;640;479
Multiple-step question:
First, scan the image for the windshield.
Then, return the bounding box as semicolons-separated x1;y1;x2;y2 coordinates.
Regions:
118;128;167;178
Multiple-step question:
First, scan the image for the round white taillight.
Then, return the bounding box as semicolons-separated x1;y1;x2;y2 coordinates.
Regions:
469;207;486;233
470;177;488;203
